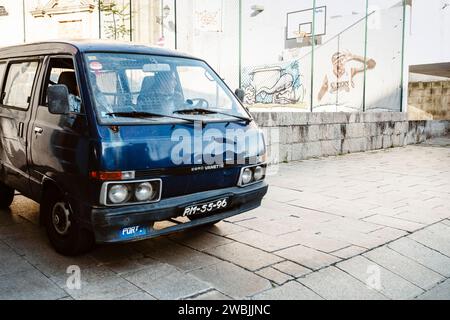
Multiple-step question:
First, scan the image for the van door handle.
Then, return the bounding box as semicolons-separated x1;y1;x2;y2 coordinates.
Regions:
18;122;24;138
34;127;43;135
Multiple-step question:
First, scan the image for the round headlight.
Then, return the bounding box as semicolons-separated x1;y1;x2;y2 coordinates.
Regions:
253;166;265;181
241;168;253;185
135;182;154;202
108;184;129;204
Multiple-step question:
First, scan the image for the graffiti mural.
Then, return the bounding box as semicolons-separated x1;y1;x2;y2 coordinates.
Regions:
315;50;376;111
242;60;305;105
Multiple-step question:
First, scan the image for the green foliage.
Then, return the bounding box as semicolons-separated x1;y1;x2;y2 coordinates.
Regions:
100;0;132;40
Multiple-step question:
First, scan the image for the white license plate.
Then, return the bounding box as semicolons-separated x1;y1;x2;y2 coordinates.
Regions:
183;198;229;217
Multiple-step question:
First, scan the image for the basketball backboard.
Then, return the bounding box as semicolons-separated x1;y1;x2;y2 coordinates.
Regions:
286;6;327;40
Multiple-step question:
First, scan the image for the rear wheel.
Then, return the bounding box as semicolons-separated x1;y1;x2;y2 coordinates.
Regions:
42;187;94;256
0;182;15;209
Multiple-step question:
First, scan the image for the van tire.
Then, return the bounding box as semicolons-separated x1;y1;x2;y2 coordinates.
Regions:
0;182;15;209
42;187;94;256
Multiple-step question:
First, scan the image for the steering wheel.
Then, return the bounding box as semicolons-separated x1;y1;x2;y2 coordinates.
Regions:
188;98;209;108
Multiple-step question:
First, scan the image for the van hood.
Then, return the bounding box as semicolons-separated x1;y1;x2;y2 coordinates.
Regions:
96;122;265;197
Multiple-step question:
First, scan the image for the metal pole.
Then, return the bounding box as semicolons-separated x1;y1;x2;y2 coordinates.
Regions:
400;0;407;112
161;0;164;38
129;0;133;42
98;0;102;39
362;0;369;112
238;0;242;89
22;0;26;43
174;0;178;49
310;0;316;112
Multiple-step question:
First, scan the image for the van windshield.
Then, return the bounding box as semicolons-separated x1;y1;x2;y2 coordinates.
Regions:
84;53;249;124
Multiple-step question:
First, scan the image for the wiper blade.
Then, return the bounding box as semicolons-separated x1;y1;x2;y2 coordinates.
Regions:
174;108;252;124
106;111;195;124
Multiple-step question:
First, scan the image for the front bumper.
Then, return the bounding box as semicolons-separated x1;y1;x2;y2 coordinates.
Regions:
90;182;268;243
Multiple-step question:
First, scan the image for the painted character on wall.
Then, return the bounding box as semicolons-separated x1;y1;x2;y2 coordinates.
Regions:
242;61;305;105
317;50;376;104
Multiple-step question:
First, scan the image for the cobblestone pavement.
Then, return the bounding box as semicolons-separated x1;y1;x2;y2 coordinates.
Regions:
1;137;449;300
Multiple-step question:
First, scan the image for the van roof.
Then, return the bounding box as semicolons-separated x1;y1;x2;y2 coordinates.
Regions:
0;40;197;60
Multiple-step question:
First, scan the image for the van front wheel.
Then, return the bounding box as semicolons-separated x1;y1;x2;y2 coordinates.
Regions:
42;188;94;256
0;182;15;209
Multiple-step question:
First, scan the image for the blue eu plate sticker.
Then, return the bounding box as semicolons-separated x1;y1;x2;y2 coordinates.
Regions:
120;226;148;240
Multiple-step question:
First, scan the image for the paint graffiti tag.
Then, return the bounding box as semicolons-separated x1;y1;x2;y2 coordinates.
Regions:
242;61;305;105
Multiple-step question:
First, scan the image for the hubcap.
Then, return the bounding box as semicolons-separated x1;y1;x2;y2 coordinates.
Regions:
52;202;72;236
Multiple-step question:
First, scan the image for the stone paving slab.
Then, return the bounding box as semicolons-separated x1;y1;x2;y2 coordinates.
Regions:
252;281;322;300
416;279;450;300
255;267;294;285
363;215;426;232
298;266;387;300
189;290;232;300
204;242;283;271
227;229;300;252
337;255;424;299
271;261;312;278
0;242;35;277
363;247;445;290
408;223;450;257
0;269;67;300
188;261;272;299
331;246;368;260
275;245;341;270
51;265;142;301
388;237;450;277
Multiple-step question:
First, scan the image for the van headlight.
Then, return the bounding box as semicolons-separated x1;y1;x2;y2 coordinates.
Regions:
238;165;267;187
253;166;265;181
241;168;253;185
108;184;130;204
135;182;154;202
101;179;162;206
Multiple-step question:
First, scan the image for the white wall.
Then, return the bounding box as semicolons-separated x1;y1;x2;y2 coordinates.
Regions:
0;0;25;46
408;0;450;65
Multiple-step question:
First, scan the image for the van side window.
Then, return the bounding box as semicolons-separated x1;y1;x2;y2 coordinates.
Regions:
1;61;38;109
42;57;82;113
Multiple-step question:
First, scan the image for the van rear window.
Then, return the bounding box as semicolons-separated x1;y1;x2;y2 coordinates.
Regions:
2;61;38;109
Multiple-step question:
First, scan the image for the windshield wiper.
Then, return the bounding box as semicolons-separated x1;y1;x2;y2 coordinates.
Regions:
174;108;252;124
106;111;195;124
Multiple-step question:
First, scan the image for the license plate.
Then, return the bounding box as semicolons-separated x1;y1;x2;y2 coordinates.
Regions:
183;198;229;217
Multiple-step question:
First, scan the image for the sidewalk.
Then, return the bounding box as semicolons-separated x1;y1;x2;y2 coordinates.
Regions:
1;137;449;300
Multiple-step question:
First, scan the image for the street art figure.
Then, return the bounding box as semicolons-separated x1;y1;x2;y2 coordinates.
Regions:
242;61;305;105
317;50;376;105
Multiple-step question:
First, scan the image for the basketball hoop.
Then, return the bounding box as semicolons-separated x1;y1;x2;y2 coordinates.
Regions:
294;31;309;45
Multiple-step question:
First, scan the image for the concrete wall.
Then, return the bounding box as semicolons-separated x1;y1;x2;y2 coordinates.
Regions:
408;0;450;66
252;112;450;163
408;81;450;120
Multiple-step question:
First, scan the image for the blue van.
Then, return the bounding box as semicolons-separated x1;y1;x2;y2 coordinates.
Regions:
0;41;268;255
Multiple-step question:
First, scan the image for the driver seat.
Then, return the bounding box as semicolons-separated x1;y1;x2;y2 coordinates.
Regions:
58;71;78;96
137;76;156;107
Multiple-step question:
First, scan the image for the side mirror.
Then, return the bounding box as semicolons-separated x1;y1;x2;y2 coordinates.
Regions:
48;85;70;115
235;88;245;103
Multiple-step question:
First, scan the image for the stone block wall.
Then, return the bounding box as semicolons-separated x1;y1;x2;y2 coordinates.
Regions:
252;112;450;163
408;81;450;120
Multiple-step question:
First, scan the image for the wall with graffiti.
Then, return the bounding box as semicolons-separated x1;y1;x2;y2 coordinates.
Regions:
241;60;307;106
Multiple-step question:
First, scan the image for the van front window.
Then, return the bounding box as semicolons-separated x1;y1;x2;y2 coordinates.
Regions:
84;53;249;124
